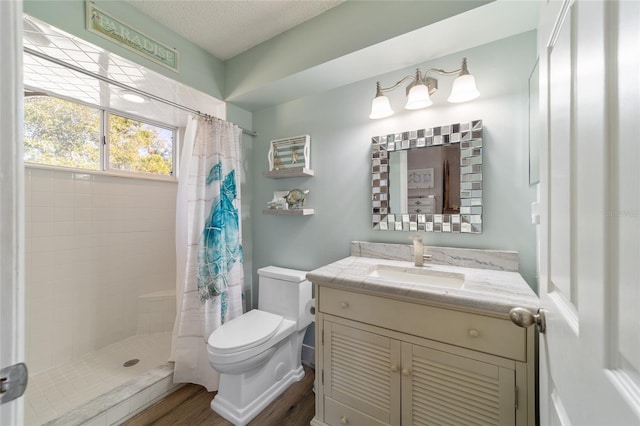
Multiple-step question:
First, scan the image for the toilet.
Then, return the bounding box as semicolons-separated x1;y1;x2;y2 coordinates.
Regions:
207;266;313;426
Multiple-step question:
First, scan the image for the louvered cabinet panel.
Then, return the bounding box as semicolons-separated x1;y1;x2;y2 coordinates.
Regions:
401;342;515;426
324;321;401;425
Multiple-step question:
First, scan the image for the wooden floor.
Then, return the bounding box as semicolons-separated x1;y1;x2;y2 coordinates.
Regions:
123;366;315;426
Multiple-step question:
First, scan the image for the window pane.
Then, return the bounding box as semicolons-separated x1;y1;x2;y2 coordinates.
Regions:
24;96;101;169
108;114;174;176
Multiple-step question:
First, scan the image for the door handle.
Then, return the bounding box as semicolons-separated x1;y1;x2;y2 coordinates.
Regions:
509;307;546;333
0;363;28;405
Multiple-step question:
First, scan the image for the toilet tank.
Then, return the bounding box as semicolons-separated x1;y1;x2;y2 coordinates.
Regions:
257;266;312;330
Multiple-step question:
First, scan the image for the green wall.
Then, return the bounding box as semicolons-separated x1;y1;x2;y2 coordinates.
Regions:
251;31;538;304
24;0;226;100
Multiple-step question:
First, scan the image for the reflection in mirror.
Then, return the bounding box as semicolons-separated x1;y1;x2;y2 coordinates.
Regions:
372;120;483;233
388;146;460;214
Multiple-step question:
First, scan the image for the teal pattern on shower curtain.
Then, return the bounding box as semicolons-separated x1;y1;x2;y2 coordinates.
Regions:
197;162;243;320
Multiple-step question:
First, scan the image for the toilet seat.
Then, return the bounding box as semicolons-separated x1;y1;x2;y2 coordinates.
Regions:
208;312;297;370
208;309;283;354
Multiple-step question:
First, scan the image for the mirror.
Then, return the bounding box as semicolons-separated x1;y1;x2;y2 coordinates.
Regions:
372;120;483;233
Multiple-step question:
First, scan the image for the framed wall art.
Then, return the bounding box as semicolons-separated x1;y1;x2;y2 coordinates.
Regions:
268;135;310;171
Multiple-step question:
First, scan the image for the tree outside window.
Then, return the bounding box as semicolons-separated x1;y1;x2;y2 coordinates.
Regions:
108;114;173;176
24;96;101;170
24;95;175;177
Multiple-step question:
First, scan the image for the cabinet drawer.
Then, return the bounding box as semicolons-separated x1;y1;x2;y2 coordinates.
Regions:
408;198;435;214
325;396;389;426
319;286;526;361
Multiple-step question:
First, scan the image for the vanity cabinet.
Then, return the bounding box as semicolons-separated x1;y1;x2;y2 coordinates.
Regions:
312;285;535;426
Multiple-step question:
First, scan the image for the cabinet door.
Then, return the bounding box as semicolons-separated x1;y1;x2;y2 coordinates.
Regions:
401;342;515;426
324;321;401;425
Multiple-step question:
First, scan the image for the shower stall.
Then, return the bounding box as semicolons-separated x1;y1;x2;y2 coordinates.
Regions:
24;167;179;425
22;15;227;425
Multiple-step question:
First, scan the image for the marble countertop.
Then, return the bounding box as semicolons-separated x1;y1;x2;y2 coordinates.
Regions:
307;255;539;318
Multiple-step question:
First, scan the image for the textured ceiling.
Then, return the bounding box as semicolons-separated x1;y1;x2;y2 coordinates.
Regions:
124;0;344;60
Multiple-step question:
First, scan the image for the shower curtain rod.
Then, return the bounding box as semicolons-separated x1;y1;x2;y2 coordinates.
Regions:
23;46;257;138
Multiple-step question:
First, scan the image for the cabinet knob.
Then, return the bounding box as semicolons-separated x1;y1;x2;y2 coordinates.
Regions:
402;368;411;376
340;415;349;424
340;301;349;309
468;329;480;338
390;364;399;373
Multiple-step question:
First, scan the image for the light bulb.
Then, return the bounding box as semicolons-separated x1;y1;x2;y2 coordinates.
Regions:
369;95;394;119
448;74;479;103
405;84;432;110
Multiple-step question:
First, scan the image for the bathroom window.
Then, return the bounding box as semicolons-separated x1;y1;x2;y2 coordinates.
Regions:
107;113;174;176
24;94;176;178
24;96;101;170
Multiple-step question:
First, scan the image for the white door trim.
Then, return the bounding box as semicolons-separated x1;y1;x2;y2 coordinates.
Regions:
0;0;25;424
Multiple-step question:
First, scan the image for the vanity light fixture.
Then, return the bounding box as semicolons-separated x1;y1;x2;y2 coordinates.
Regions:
369;58;480;119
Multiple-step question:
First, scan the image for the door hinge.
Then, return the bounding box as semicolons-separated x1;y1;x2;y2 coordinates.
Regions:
0;363;28;405
515;385;519;410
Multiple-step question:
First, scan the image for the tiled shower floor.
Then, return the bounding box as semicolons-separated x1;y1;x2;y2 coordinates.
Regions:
25;332;174;425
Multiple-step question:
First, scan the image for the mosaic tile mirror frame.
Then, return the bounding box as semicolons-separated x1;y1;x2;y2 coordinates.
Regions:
371;120;483;233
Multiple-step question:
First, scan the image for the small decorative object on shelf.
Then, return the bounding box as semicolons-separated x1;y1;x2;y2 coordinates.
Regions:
267;197;287;210
285;189;309;209
263;189;313;216
268;135;310;171
272;151;282;170
267;191;289;210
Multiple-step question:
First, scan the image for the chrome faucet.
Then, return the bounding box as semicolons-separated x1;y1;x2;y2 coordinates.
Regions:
410;235;432;267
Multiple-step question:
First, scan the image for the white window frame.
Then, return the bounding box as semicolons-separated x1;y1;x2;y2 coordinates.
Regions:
104;110;177;179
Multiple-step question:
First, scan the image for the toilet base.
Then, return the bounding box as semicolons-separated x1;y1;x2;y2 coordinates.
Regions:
210;329;307;426
211;365;304;426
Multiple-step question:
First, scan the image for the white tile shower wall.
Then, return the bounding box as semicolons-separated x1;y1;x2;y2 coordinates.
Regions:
25;167;177;375
136;290;176;334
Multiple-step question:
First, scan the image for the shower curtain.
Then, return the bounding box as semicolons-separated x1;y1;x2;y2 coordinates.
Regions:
171;115;244;391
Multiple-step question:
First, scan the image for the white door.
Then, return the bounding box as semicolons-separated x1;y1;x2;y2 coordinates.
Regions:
0;0;25;425
538;0;640;424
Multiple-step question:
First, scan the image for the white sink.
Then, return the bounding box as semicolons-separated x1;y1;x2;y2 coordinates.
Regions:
367;264;465;289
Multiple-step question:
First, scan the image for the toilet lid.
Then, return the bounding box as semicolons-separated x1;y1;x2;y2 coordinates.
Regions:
207;309;283;353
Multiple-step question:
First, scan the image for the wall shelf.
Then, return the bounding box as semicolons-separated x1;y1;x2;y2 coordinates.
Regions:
262;167;314;178
262;208;314;216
